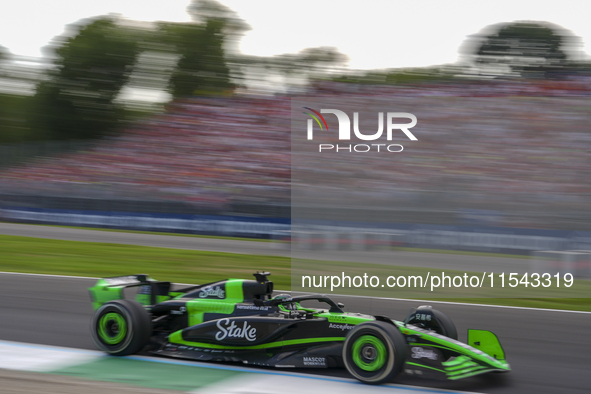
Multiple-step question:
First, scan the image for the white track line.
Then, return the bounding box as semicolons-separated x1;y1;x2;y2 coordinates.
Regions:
0;340;101;371
1;271;589;314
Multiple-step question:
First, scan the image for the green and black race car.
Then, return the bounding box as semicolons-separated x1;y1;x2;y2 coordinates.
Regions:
88;272;510;385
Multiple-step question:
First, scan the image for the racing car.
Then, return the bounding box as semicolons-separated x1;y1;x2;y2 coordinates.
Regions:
88;272;510;385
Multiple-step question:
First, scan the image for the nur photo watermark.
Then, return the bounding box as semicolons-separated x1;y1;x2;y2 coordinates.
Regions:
302;107;417;153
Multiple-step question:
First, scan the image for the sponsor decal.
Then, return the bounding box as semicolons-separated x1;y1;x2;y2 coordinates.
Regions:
329;323;354;331
405;369;424;375
415;313;432;321
327;315;348;322
303;356;326;366
170;306;187;315
236;305;272;311
199;285;225;299
215;319;257;342
139;285;152;295
411;347;438;360
411;326;490;359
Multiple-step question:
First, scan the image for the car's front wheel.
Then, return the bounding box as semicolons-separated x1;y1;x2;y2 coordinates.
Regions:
405;306;458;340
90;299;152;356
343;321;407;385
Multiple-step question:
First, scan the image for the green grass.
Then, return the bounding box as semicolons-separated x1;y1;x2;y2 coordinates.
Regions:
0;234;589;311
0;234;290;287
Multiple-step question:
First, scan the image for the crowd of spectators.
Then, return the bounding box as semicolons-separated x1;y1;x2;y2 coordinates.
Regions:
0;96;292;209
1;78;590;227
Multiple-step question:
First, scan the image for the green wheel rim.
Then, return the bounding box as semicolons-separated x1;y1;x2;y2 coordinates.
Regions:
352;335;387;372
98;312;127;345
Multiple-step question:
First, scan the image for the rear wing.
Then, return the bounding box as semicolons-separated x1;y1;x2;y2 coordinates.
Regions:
88;274;174;310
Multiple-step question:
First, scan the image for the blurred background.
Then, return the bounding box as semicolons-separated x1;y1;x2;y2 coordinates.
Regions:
1;3;591;392
0;0;590;260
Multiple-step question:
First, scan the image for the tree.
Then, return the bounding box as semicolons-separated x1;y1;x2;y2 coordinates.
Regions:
157;0;250;99
0;44;7;64
187;0;249;36
157;1;347;96
30;17;139;140
462;21;583;77
229;46;348;92
160;18;234;98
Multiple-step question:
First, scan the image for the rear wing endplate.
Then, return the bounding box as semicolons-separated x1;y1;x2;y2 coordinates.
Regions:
89;274;171;310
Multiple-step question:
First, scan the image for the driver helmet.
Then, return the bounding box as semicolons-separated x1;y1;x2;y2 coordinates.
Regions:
273;294;297;310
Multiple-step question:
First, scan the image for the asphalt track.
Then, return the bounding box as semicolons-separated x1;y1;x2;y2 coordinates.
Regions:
1;275;590;394
0;224;589;393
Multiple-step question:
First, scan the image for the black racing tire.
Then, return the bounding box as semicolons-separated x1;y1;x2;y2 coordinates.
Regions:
90;299;152;356
432;309;457;340
406;307;458;340
342;321;407;385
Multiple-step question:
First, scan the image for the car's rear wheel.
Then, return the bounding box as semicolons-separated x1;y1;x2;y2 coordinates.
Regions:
343;321;406;385
90;299;152;356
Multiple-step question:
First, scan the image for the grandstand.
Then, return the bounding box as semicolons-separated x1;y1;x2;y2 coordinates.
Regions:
1;78;590;229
